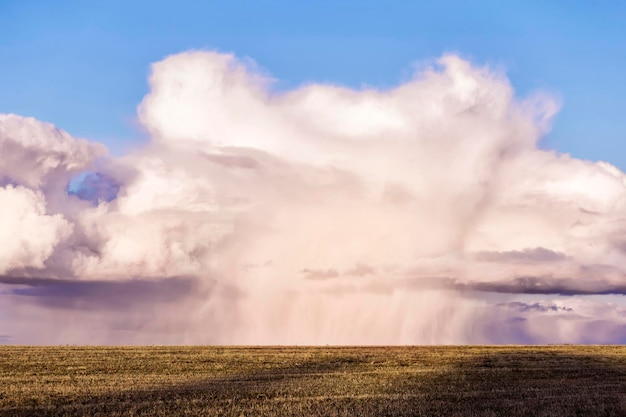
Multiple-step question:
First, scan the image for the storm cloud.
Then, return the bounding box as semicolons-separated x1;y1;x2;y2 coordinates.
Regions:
1;51;626;344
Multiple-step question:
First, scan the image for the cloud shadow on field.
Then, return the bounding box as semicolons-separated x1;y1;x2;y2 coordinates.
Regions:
409;348;626;416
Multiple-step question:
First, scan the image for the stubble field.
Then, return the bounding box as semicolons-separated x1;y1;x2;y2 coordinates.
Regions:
0;345;625;416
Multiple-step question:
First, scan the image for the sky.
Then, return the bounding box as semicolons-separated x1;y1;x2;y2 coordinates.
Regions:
1;1;626;345
1;1;625;162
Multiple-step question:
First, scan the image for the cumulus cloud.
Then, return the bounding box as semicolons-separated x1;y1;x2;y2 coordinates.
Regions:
0;114;104;188
0;185;72;273
1;50;626;344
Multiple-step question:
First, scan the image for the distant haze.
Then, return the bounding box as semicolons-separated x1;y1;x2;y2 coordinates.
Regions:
1;52;626;344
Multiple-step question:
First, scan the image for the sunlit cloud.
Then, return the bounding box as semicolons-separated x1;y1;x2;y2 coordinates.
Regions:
1;51;626;344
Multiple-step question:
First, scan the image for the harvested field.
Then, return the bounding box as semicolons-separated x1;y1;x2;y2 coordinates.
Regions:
0;346;625;416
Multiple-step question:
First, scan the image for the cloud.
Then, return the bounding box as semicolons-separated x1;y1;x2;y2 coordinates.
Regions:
0;114;104;188
2;50;626;344
487;299;626;344
1;275;202;310
0;185;72;273
474;247;569;263
301;268;340;280
499;301;573;313
453;275;626;296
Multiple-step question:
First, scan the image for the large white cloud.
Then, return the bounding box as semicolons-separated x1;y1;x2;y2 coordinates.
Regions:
1;51;626;344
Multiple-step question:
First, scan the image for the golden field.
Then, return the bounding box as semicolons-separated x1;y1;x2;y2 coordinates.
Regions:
1;346;625;416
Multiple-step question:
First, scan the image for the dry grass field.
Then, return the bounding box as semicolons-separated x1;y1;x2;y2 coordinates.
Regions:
0;346;625;416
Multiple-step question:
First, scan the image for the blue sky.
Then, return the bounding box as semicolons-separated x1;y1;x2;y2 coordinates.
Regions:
1;1;625;164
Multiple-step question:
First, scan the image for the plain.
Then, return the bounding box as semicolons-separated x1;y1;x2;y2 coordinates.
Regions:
0;345;625;416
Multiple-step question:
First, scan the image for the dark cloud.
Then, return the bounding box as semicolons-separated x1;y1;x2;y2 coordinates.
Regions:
314;274;626;296
498;301;573;313
474;247;568;263
454;276;626;296
0;335;11;344
0;275;202;310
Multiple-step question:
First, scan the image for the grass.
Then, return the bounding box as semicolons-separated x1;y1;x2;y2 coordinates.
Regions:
0;346;625;416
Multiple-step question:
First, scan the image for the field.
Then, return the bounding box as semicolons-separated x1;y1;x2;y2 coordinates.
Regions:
0;346;625;416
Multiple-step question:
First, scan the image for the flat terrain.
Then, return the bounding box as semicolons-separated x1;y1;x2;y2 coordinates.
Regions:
0;346;624;416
